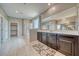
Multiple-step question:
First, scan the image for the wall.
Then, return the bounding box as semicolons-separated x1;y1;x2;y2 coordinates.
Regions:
0;6;8;19
0;7;8;47
0;7;9;55
24;20;33;38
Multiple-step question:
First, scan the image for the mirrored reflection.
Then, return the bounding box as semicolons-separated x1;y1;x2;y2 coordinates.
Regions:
56;16;77;30
41;3;78;31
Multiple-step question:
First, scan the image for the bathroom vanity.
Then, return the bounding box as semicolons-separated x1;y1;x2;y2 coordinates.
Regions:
37;30;79;56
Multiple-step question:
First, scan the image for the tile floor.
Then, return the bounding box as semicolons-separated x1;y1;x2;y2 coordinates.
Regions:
0;36;40;56
31;41;65;56
0;36;65;56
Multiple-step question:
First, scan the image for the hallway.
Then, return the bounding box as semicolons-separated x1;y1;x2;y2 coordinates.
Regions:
0;35;39;56
0;3;79;56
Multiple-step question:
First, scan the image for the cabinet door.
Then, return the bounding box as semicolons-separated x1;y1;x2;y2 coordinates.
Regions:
41;32;47;44
57;35;75;56
37;32;42;42
0;17;3;44
47;33;57;49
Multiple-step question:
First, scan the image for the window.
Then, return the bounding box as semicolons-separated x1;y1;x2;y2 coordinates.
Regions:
33;17;40;29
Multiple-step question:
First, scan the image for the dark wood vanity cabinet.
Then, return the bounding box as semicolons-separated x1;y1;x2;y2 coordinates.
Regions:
47;33;57;49
57;35;76;56
37;32;79;56
41;32;47;44
37;32;42;42
37;32;57;49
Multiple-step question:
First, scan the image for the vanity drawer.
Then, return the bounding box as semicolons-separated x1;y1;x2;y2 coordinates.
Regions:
57;35;75;56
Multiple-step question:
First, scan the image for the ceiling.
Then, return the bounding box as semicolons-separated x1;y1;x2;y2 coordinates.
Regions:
0;3;76;20
0;3;50;19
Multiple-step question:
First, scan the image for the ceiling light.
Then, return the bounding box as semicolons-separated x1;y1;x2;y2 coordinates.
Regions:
16;10;19;13
48;3;51;6
16;10;24;15
51;7;56;10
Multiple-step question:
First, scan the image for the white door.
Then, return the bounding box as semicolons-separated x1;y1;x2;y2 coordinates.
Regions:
2;18;8;42
0;17;1;44
0;17;3;47
0;16;8;44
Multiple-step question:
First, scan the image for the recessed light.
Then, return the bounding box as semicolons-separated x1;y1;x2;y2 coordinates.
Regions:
48;3;51;6
16;10;19;13
51;7;56;10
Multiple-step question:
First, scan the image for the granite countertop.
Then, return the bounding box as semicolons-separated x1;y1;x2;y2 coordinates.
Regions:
37;30;79;36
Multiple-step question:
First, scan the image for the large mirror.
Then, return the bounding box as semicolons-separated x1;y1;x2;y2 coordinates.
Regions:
41;3;78;31
56;16;77;30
